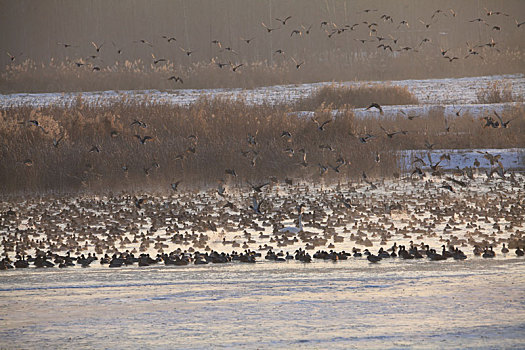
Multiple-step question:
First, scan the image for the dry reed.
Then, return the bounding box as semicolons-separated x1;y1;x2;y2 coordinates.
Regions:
1;47;524;94
1;95;523;195
292;84;418;110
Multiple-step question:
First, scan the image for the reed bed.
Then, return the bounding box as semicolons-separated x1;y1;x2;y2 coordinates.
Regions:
292;84;419;110
476;80;523;104
1;93;523;194
1;48;524;94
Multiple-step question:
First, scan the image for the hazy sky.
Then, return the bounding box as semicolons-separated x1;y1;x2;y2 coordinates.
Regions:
1;0;524;67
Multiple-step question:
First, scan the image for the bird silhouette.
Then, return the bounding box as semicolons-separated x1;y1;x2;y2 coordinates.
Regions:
314;118;332;131
91;41;104;52
275;16;292;25
168;76;183;83
171;181;181;191
261;22;279;33
225;169;237;177
291;57;304;69
135;135;153;144
366;103;383;114
493;111;514;128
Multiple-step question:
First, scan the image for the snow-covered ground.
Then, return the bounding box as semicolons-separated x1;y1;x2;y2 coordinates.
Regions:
1;74;524;109
399;148;525;172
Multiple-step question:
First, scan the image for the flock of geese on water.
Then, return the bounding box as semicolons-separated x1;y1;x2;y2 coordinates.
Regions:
3;6;525;271
5;7;524;80
1;168;524;270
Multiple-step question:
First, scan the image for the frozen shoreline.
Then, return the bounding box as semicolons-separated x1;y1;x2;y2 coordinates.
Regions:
1;73;523;108
1;259;524;349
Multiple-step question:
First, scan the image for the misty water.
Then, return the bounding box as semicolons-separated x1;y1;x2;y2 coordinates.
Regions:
1;258;524;349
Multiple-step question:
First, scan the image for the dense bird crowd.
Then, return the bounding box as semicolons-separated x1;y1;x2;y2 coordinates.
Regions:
2;6;524;271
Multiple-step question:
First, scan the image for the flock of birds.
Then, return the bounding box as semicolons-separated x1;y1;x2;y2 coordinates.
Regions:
3;6;525;271
1;167;524;270
4;6;524;82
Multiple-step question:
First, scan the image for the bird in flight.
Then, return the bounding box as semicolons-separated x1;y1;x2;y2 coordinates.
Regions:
91;41;104;52
135;135;153;144
262;22;280;32
291;57;304;69
250;196;264;215
240;37;255;44
180;47;194;56
57;42;76;48
275;16;292;25
314;118;332;131
152;54;167;64
168;76;183;83
225;169;237;177
380;125;407;138
171;180;181;191
366;102;383;114
131;120;147;128
493;111;515;128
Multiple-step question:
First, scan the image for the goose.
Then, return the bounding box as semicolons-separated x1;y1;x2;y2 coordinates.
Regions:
516;247;524;257
250;196;264;215
380;125;407;138
231;63;243;72
275;16;292;25
493;111;515;128
135;135;153;144
261;22;280;33
168;76;183;83
179;47;194;56
366;103;383;114
291;57;304;69
240;37;255;44
171;181;181;191
91;41;104;52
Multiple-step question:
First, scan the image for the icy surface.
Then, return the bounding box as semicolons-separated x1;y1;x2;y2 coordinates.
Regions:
399;148;525;171
1;74;524;108
1;259;524;349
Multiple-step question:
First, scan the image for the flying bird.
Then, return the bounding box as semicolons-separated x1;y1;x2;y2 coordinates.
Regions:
250;196;264;215
291;57;304;69
91;41;104;52
135;135;153;144
366;102;383;114
168;76;183;83
171;181;181;191
261;22;280;32
493;111;514;128
313;118;332;131
275;16;292;25
225;169;237;177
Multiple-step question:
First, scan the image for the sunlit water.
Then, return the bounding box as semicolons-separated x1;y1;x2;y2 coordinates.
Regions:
1;258;524;349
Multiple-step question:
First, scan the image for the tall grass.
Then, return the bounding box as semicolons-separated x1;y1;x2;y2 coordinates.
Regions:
1;48;524;94
1;95;524;194
292;84;418;110
476;80;522;104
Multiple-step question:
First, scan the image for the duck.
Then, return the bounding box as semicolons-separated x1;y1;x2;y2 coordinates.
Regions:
482;246;495;258
367;254;382;263
516;247;524;257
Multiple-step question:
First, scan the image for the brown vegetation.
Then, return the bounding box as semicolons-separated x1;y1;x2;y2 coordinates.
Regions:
476;80;523;104
292;84;418;110
1;48;524;94
1;94;524;195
